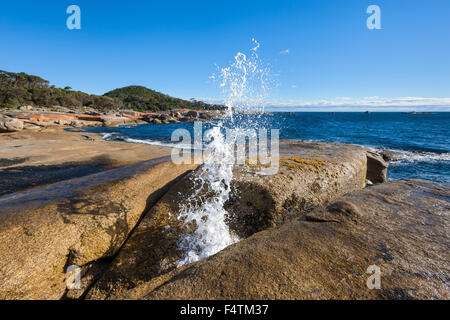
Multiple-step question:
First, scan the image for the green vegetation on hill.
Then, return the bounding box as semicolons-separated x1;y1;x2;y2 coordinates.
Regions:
0;70;223;112
103;86;221;112
0;70;117;111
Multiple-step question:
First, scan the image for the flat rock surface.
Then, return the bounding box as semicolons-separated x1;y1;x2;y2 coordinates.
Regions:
0;156;197;299
118;179;450;300
0;128;171;195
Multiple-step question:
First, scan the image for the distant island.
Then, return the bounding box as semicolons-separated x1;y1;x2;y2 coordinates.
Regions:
0;70;225;112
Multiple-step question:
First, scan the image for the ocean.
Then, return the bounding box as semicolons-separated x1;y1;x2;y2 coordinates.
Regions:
85;112;450;184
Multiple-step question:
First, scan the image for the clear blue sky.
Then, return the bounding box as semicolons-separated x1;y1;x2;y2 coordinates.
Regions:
1;0;449;110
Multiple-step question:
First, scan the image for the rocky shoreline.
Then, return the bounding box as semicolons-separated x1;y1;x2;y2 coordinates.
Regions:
0;125;448;300
0;107;224;132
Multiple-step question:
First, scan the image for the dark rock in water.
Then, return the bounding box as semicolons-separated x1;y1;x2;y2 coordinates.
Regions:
118;179;450;300
0;117;23;132
366;151;388;183
378;148;403;162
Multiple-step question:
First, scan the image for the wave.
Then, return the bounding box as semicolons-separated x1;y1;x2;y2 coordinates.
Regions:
103;132;449;166
370;147;450;165
101;132;203;150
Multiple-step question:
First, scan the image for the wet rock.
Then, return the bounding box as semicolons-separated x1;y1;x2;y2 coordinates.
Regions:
366;151;388;183
0;117;23;132
378;148;403;162
119;179;450;300
0;158;196;299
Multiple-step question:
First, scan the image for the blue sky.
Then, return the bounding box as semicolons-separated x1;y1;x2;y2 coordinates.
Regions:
1;0;449;110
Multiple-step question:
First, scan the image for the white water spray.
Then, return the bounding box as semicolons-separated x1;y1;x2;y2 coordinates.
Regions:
177;39;271;266
217;38;271;114
177;126;237;266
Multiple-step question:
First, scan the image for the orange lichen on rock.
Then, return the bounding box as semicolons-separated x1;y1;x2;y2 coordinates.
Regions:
281;156;330;171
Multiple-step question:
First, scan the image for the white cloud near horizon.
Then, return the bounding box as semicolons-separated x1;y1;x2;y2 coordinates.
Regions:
200;96;450;112
279;49;290;55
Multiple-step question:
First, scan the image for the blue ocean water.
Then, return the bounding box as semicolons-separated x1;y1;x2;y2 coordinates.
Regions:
85;112;450;184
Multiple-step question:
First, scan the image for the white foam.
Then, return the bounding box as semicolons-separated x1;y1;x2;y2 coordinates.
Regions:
372;147;450;165
176;39;271;266
102;133;199;150
177;126;238;266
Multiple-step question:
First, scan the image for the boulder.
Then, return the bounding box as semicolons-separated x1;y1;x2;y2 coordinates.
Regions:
166;117;179;123
227;140;368;236
100;116;129;127
0;117;23;132
186;111;199;118
85;140;368;299
366;151;388;183
0;157;197;299
158;114;169;121
199;113;208;119
143;116;154;123
179;117;196;123
378;148;403;162
119;179;450;300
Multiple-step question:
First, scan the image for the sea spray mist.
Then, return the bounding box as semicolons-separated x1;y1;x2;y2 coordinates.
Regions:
176;39;272;266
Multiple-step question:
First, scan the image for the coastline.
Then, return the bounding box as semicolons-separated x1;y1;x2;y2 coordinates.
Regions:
0;126;173;195
0;115;448;300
